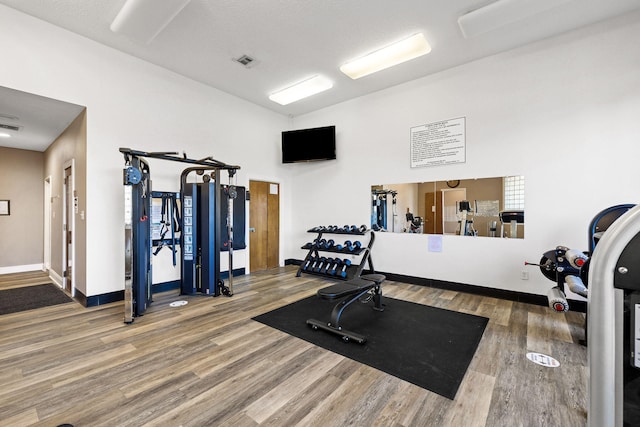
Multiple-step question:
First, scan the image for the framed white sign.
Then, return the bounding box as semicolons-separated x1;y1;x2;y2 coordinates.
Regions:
410;117;466;168
0;200;9;215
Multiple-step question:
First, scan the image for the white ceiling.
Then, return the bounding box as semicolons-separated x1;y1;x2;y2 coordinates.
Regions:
0;86;85;152
1;0;640;151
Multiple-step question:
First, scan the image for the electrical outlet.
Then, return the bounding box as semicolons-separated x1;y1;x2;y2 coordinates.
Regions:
521;270;529;280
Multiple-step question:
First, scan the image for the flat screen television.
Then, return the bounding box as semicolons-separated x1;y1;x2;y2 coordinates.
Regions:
281;125;336;163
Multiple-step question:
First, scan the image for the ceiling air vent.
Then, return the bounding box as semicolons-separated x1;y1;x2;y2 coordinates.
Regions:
0;123;21;132
233;54;256;68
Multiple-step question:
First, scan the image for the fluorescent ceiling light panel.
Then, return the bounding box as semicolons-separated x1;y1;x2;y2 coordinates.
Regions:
340;33;431;80
458;0;572;38
0;132;10;138
269;75;333;106
110;0;192;44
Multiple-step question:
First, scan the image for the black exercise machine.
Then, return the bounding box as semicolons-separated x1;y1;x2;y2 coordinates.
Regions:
525;204;635;314
306;273;386;344
121;148;240;323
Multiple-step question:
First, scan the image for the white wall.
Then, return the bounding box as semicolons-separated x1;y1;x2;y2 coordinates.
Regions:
2;4;639;300
289;11;640;297
0;5;291;296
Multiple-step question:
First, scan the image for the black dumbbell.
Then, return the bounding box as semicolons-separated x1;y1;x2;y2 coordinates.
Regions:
313;257;327;273
329;258;342;275
320;257;334;274
317;239;327;249
344;241;362;252
349;225;358;233
324;239;335;250
343;240;352;252
304;257;317;271
339;259;352;278
359;224;368;233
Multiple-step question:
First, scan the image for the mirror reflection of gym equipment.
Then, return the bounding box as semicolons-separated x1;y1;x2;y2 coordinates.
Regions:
120;148;242;324
370;189;397;232
371;175;525;238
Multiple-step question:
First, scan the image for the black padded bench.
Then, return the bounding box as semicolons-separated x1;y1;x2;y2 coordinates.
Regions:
306;274;385;344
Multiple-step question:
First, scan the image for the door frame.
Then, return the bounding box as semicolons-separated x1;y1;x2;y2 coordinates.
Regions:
62;159;76;297
44;176;52;272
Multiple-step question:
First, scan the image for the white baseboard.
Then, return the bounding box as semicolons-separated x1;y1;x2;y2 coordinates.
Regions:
0;263;44;275
49;269;63;287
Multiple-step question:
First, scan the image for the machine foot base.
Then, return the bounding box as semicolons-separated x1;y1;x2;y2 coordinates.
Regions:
306;318;366;344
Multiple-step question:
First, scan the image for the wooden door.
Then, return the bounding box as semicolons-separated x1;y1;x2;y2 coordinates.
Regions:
424;192;436;234
249;181;280;272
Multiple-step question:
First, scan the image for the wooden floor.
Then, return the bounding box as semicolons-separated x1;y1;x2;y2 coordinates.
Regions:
0;267;587;426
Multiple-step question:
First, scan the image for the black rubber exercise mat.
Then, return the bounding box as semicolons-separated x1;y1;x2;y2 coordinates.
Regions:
253;295;488;400
0;284;73;315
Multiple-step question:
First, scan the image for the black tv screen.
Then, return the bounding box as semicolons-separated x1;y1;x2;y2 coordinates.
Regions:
282;125;336;163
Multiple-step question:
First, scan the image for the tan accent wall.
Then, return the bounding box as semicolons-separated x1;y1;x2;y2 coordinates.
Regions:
44;109;87;295
0;147;44;268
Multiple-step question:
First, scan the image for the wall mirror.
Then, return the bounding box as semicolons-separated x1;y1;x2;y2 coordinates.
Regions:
371;176;524;238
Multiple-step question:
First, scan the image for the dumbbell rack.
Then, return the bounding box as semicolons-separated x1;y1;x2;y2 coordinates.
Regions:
296;227;376;280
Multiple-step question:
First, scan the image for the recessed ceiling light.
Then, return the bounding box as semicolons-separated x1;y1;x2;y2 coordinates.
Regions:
457;0;573;38
269;75;333;106
110;0;192;44
0;132;11;138
340;33;431;80
0;113;19;121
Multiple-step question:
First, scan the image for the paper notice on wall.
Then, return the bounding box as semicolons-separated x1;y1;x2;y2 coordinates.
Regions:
270;184;279;195
428;235;443;252
151;199;163;240
410;117;466;168
475;200;500;217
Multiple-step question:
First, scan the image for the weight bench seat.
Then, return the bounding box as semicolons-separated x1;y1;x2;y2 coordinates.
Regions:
307;275;385;344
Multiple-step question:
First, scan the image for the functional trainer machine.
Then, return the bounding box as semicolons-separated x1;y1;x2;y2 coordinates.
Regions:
371;189;397;232
121;148;240;323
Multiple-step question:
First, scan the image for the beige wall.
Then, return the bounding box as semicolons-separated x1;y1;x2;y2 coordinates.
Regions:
435;178;503;237
0;147;44;269
44;109;87;295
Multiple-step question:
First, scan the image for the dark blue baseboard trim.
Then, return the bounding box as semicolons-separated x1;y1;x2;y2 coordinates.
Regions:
287;259;586;313
152;280;180;293
379;271;586;313
77;289;125;308
79;268;246;307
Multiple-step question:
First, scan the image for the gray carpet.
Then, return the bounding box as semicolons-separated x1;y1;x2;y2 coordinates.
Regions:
0;284;73;315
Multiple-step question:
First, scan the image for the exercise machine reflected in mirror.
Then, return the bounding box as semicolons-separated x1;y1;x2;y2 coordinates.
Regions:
371;175;525;238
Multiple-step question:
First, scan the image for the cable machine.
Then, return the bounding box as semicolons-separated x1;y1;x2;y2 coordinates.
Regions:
121;148;240;324
371;189;397;231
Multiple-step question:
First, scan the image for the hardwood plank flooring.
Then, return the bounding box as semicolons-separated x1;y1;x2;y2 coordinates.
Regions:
0;267;587;426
